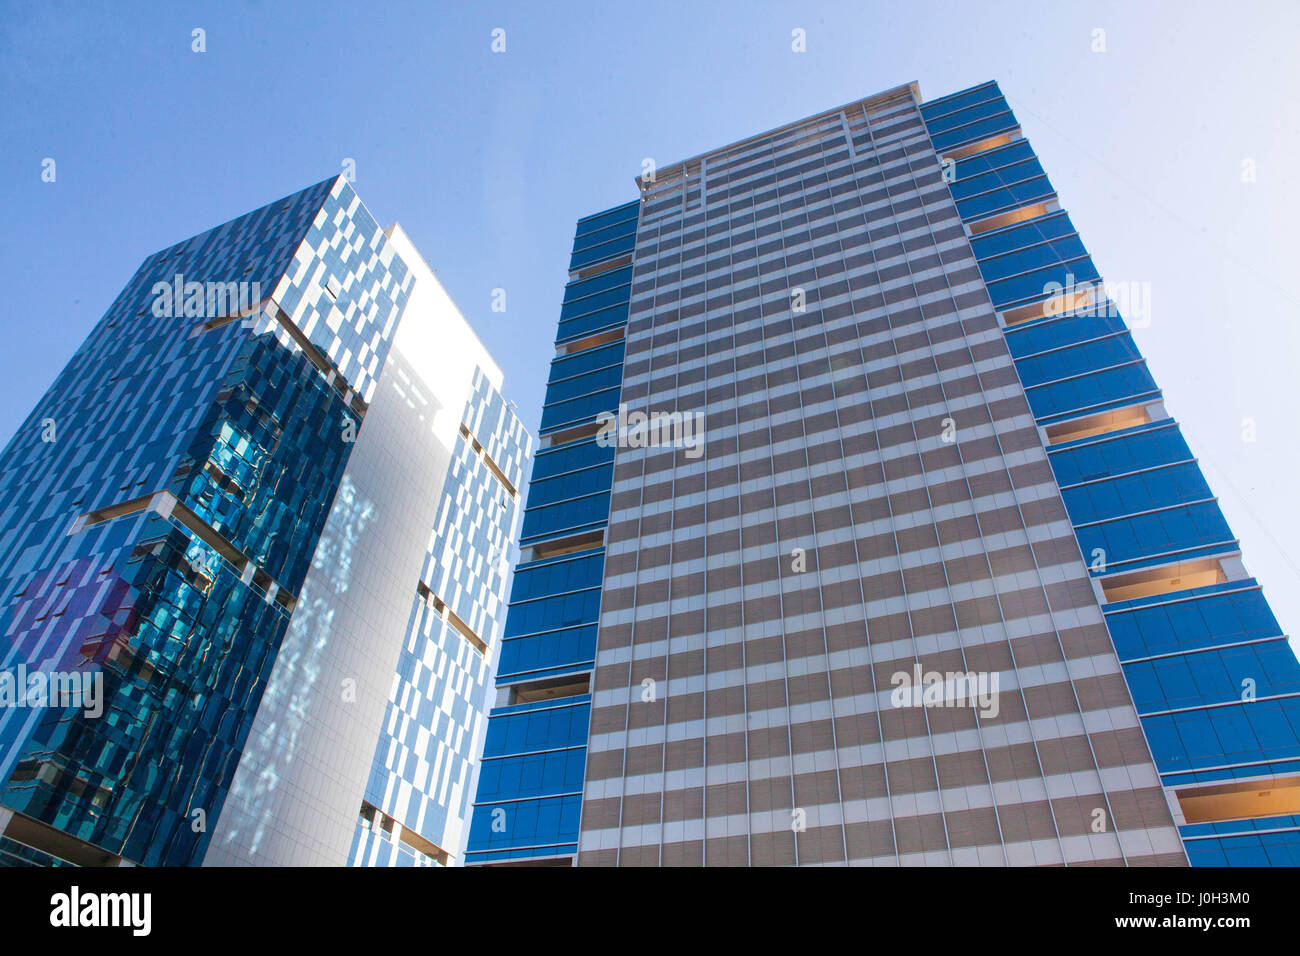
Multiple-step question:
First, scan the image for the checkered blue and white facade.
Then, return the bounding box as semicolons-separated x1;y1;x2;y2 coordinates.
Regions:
351;370;530;866
0;180;525;868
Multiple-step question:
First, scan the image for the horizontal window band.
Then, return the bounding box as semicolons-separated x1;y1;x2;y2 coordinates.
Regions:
1097;555;1235;605
1117;633;1288;666
964;196;1057;237
464;844;578;859
555;326;625;358
554;314;628;347
69;490;297;612
1012;328;1138;366
480;744;587;762
1092;541;1240;577
569;252;634;283
546;359;625;389
493;664;598;687
468;792;584;810
574;201;640;236
938;130;1018;164
977;237;1085;283
1070;495;1219;531
1181;825;1300;842
1047;415;1176;454
190;296;368;420
920;82;1002;120
1174;775;1300;828
1056;457;1198;492
520;529;606;559
1162;756;1300;778
1023;357;1147;393
1139;691;1300;719
506;585;602;611
1035;390;1164;427
931;115;1019;150
416;580;487;654
458;423;518;498
1104;580;1261;617
953;169;1051;207
358;801;451;866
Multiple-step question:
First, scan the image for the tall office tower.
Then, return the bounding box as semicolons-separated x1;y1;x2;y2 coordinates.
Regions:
468;81;1300;867
0;177;528;867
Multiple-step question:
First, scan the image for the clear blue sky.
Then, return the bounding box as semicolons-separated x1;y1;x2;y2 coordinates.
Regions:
3;0;1298;644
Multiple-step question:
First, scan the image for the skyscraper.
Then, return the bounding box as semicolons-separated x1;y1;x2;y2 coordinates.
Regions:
0;177;528;867
467;80;1300;867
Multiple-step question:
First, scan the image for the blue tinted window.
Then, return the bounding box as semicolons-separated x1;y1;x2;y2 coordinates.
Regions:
543;364;623;404
950;140;1038;182
1015;333;1141;388
1024;362;1157;419
474;749;587;801
497;625;600;679
570;234;636;270
531;438;616;481
510;552;606;602
1061;461;1211;524
562;266;633;306
970;210;1075;259
956;176;1056;223
986;257;1099;309
1074;501;1234;570
1141;696;1300;771
520;492;612;541
1106;588;1282;659
573;217;636;254
556;300;630;335
930;112;1019;151
467;793;583;851
1049;424;1190;486
526;463;614;508
539;388;620;432
924;94;1011;135
549;341;625;383
1185;831;1300;867
1124;640;1300;712
575;201;639;238
502;587;603;637
921;83;1002;122
978;236;1089;284
1005;310;1129;360
482;701;592;757
949;158;1045;201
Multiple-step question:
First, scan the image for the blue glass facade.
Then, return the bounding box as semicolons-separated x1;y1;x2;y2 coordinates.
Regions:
921;81;1300;866
0;178;421;865
471;80;1298;868
465;200;638;864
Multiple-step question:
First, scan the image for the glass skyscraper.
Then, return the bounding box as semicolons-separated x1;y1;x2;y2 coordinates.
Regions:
467;80;1300;867
0;177;528;867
